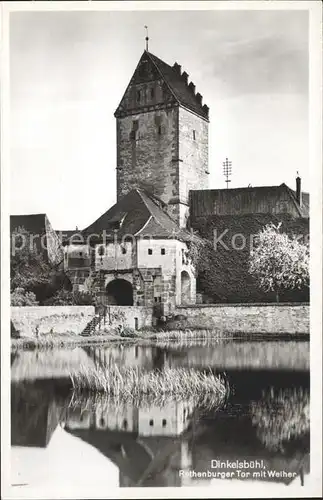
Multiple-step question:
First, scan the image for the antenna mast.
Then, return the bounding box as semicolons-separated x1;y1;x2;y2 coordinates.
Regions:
223;157;232;189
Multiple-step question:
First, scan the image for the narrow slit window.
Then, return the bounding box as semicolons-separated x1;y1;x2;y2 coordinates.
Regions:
137;90;141;102
158;125;162;135
193;130;196;140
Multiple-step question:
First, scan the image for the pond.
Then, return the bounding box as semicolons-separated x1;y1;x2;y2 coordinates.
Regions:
11;338;310;494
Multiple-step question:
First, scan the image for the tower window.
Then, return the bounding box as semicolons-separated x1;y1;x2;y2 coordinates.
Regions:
193;130;196;140
148;249;153;255
161;248;165;255
162;419;167;427
149;419;154;426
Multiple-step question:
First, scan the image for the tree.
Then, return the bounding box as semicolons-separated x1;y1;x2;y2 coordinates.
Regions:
10;226;70;303
249;223;309;302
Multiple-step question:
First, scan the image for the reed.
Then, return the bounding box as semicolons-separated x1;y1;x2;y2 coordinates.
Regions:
70;365;228;405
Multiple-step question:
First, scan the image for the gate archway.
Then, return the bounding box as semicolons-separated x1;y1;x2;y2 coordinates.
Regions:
106;279;133;306
181;271;191;305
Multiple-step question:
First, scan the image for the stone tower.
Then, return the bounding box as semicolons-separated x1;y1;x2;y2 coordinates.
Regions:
114;50;210;227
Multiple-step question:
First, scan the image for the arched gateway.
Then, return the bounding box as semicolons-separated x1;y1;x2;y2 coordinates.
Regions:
106;279;133;306
181;271;191;305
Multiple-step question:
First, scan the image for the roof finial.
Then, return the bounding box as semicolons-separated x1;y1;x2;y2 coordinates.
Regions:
144;25;149;51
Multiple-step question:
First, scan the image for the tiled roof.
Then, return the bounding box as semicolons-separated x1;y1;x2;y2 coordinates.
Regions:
287;187;310;217
81;189;192;242
10;213;47;236
190;184;309;219
147;51;209;120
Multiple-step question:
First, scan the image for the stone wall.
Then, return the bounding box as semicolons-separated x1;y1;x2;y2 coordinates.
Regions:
116;108;178;206
11;306;95;337
103;305;153;330
177;107;209;226
172;303;309;334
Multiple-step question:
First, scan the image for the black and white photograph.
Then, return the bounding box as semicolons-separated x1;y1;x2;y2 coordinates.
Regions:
1;1;322;498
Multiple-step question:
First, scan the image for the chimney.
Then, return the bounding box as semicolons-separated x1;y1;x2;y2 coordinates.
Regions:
181;71;188;85
202;104;209;118
173;62;182;74
296;175;302;206
188;82;196;94
196;92;202;105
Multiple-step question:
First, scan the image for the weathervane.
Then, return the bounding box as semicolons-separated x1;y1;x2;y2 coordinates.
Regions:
144;25;149;51
223;157;232;189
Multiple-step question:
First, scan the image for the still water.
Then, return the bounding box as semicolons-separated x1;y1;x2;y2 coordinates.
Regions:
11;339;310;494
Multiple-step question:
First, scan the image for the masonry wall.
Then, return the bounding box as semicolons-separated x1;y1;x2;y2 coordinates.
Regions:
95;241;134;271
116;108;178;205
172;303;309;334
103;305;153;330
178;108;209;216
11;306;95;337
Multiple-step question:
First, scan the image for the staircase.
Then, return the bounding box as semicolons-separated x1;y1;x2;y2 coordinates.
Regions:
80;314;101;337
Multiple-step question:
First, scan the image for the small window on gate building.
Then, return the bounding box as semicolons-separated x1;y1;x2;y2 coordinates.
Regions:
161;248;165;255
148;248;153;255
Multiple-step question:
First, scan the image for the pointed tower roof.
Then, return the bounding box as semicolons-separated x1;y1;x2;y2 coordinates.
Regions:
114;50;209;120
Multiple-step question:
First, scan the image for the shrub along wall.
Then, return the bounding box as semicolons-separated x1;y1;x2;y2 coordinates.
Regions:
172;303;309;335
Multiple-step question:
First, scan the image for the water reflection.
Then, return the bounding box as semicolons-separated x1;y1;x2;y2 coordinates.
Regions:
11;340;310;491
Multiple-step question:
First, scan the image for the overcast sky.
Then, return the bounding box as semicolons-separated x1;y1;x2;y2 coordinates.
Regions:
10;9;309;230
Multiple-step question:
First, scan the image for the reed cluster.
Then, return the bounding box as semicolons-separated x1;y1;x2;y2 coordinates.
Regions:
70;365;228;405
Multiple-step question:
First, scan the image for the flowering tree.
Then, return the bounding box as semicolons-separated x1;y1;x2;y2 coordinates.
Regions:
249;223;309;302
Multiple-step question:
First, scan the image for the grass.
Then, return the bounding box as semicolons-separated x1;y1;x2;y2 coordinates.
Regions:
69;364;229;407
11;328;231;351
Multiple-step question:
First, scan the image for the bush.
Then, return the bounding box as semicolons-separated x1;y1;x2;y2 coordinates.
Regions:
11;288;39;306
115;325;138;338
43;289;95;306
43;289;74;306
73;291;95;306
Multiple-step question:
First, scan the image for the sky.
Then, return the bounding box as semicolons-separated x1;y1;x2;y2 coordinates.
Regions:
10;8;309;230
